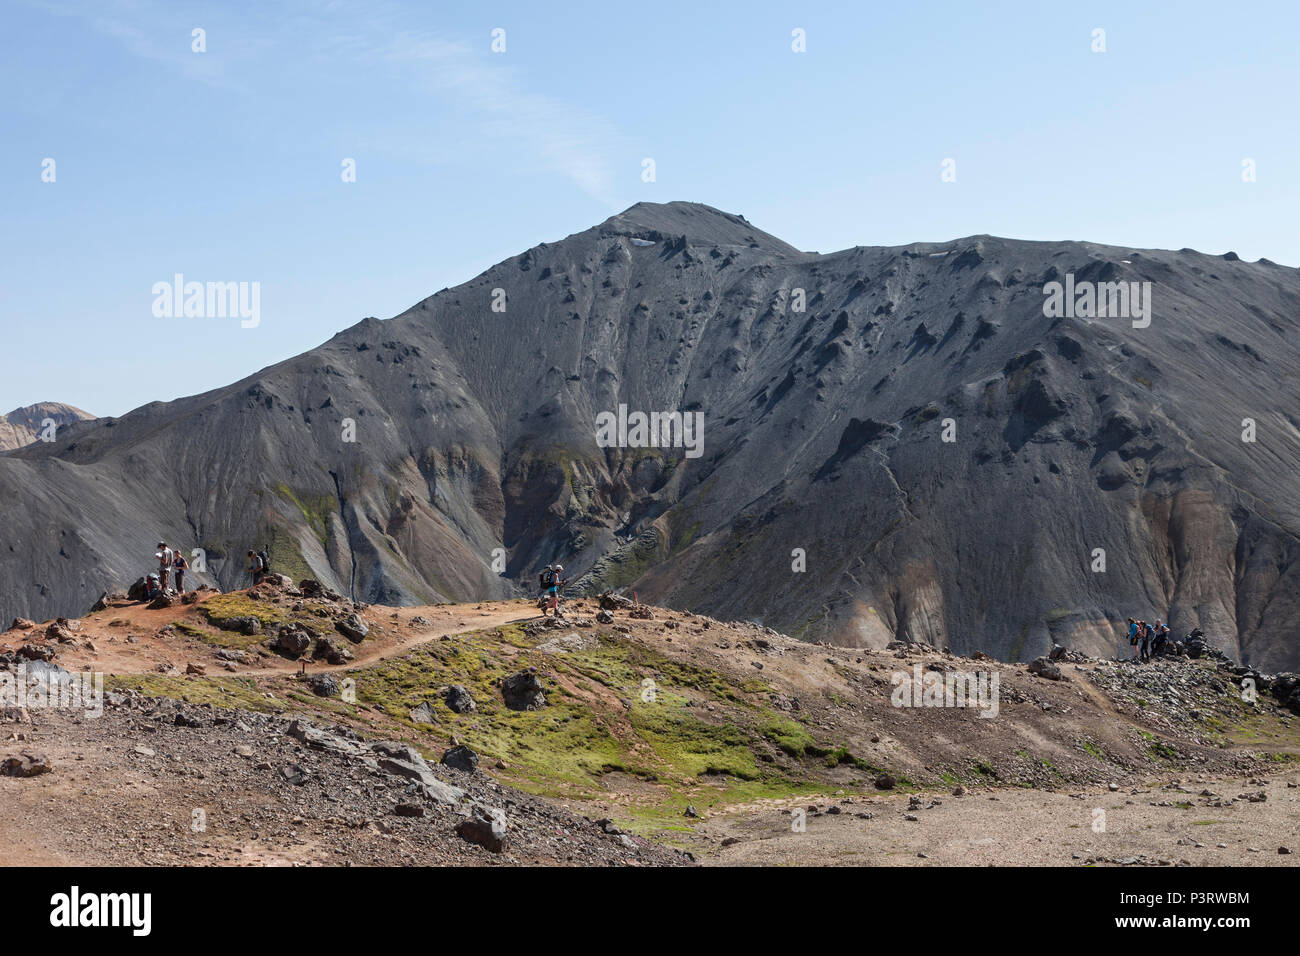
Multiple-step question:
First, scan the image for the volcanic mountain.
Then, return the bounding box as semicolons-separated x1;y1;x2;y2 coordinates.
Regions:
0;402;94;452
2;202;1299;668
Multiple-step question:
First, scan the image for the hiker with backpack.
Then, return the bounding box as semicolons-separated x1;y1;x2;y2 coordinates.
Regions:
173;549;188;594
247;550;264;586
1127;618;1140;660
1152;620;1168;656
1141;620;1155;662
156;542;173;594
538;564;567;616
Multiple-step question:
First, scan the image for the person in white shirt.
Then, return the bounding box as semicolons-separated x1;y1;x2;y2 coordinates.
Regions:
157;541;174;593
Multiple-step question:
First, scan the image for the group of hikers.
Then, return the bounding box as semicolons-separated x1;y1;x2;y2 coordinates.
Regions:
1127;616;1172;662
140;541;272;600
142;542;190;600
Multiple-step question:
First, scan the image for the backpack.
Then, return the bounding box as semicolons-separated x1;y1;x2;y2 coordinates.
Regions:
540;568;555;588
257;550;271;573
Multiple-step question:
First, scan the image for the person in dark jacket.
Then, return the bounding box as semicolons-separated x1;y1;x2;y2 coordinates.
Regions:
173;550;188;594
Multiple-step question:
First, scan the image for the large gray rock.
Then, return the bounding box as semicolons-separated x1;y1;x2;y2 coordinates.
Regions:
456;805;507;853
501;671;546;711
369;741;465;806
336;613;369;643
443;684;476;714
440;745;479;773
1028;657;1063;680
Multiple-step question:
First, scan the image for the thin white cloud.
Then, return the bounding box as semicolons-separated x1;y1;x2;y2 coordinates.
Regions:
31;0;624;205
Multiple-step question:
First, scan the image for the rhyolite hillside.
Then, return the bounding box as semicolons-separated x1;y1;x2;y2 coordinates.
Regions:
3;202;1298;668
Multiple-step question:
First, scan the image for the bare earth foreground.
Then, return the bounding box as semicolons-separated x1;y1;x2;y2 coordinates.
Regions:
2;580;1298;866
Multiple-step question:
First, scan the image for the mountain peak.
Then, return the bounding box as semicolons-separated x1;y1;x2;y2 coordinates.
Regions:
0;402;95;452
596;201;803;255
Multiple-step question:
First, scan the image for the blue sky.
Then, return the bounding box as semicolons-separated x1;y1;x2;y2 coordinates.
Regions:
3;0;1297;418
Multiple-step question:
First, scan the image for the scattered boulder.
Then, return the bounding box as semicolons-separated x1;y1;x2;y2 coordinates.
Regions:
185;662;206;675
1;752;51;777
369;742;465;806
440;745;479;773
17;644;55;662
501;670;547;711
89;592;111;613
274;623;313;656
8;618;36;631
629;604;654;620
312;636;354;665
1028;657;1063;680
595;609;615;624
408;701;435;724
45;621;76;642
598;591;634;611
875;773;897;790
336;612;369;643
308;675;341;698
456;805;508;853
280;763;310;786
214;615;261;636
444;684;476;714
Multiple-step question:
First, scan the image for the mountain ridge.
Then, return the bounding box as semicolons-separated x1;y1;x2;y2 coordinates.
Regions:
4;202;1299;668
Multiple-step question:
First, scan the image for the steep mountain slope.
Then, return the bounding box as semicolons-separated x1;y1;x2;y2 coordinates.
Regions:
0;402;94;451
3;202;1299;667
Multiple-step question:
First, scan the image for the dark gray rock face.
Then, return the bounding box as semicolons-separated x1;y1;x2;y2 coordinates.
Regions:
2;202;1300;668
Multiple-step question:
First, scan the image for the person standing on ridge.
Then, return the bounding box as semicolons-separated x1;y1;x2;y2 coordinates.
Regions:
537;565;554;611
544;564;567;616
247;549;264;586
157;542;173;594
173;549;188;594
1141;620;1155;662
1127;618;1139;661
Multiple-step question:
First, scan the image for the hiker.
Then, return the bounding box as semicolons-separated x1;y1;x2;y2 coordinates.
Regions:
541;564;567;616
144;573;161;602
1152;620;1168;656
173;549;188;594
1127;618;1140;660
247;549;264;585
156;542;173;593
1141;620;1155;662
537;565;554;608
